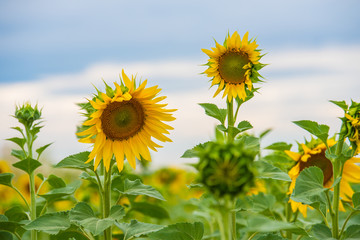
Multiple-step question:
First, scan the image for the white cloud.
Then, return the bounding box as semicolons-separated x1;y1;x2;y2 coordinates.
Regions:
1;45;359;168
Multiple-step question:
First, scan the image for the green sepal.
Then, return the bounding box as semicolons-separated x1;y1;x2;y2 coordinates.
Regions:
330;100;348;111
265;142;292;151
148;222;204;240
55;152;92;170
293;120;329;146
130;202;169;219
0;173;14;187
23;212;70;235
198;103;227;124
113;178;165;201
115;220;164;240
12;158;41;174
47;174;66;189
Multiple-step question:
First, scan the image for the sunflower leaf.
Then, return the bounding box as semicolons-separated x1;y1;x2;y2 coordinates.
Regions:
12;158;41;174
130;202;169;219
148;222;204;240
255;161;291;182
265;142;292;151
199;103;227;125
113;179;165;201
353;192;360;208
0;215;25;238
39;181;80;203
24;212;71;235
6;137;26;149
237;121;253;132
293;120;329;146
116;220;164;240
47;174;66;189
0;173;14;187
36;143;52;159
310;224;332;239
330;100;348;111
342;224;360;239
55;152;93;170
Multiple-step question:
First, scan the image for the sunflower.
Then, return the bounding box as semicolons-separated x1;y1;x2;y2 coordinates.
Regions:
77;70;176;172
16;174;45;202
202;31;264;101
345;113;360;155
285;139;360;217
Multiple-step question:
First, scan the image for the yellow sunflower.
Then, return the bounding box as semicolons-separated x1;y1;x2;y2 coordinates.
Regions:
345;113;360;155
285;139;360;217
202;31;264;101
77;70;176;172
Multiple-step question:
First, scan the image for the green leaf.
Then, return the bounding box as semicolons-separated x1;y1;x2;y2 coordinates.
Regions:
39;183;79;203
0;173;14;187
113;179;165;201
255;161;291;182
0;232;13;240
181;142;208;158
244;216;304;233
237;121;253;132
265;142;292;151
342;225;360;240
291;167;326;205
0;215;24;237
149;222;204;240
116;220;164;240
79;172;98;185
261;153;294;172
5;206;28;222
131;202;169;219
6;137;26;149
69;202;120;236
52;225;89;240
55;152;92;170
11;149;26;160
257;234;286;240
293;120;329;145
259;128;272;139
353;192;360;208
12;158;41;174
47;174;66;189
330;100;348;111
247;193;276;212
24;212;70;235
199;103;227;124
36;143;52;158
311;224;332;239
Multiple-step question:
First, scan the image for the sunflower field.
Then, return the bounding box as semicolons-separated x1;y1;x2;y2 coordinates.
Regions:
1;31;360;240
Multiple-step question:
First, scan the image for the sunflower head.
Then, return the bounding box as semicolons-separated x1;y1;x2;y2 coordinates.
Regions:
14;102;41;128
196;139;258;199
344;101;360;155
202;31;265;102
77;70;176;172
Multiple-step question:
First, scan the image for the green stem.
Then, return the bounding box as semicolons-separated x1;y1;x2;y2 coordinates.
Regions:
332;131;345;239
231;200;237;240
316;208;330;228
227;99;235;142
248;232;258;240
285;201;293;239
103;164;112;240
339;211;358;238
29;172;37;240
12;186;30;210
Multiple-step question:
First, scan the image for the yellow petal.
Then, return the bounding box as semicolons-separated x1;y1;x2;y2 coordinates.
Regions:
285;150;301;161
113;141;125;172
102;140;113;172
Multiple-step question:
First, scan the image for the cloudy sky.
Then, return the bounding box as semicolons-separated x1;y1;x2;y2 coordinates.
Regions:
1;0;360;168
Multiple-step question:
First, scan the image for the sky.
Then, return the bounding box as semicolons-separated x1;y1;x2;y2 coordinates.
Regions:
1;0;360;169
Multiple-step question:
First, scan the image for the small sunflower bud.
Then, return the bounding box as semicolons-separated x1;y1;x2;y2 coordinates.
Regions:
14;103;41;128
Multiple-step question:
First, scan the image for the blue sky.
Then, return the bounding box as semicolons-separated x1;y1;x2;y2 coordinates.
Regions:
1;1;360;167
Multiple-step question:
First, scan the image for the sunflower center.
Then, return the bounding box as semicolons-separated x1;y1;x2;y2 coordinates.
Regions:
218;51;250;84
299;151;333;185
100;99;145;140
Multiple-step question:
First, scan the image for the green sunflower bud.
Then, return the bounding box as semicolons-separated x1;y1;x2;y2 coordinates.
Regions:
14;102;41;128
196;139;257;198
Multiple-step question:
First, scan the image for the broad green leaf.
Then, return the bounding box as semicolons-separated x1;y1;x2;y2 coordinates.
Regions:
330;100;348;111
39;183;79;203
12;158;41;174
237;121;253;132
256;161;291;182
0;215;24;237
248;193;276;212
291;167;326;205
149;222;204;240
11;149;26;160
353;192;360;208
181;142;208;158
310;224;332;239
36;143;52;158
131;202;169;219
0;232;12;240
293;120;329;145
5;206;28;222
198;103;227;124
113;179;165;201
24;212;70;235
52;225;88;240
79;172;98;185
47;174;66;189
244;216;304;233
265;142;292;151
257;234;286;240
325;142;353;164
6;137;26;149
0;173;14;187
237;135;260;154
55;152;92;170
342;224;360;240
261;153;294;172
109;205;126;221
116;220;164;240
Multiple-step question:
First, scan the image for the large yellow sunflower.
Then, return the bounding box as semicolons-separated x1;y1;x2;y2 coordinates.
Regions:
285;139;360;217
202;31;264;101
77;70;176;172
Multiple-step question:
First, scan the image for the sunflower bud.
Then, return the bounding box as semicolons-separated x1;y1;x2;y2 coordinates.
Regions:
14;103;41;128
344;101;360;155
196;139;257;198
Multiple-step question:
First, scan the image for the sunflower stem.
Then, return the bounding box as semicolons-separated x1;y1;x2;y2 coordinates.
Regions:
103;163;113;240
332;121;346;239
227;99;235;142
285;201;293;239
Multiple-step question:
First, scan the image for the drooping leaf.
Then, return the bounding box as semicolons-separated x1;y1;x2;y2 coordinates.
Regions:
36;143;52;158
24;212;70;235
198;103;227;124
149;222;204;240
47;174;66;189
55;152;92;170
265;142;292;151
12;158;41;174
116;220;164;240
0;173;14;187
310;224;332;239
293;120;329;146
130;202;169;219
113;179;165;201
256;161;291;182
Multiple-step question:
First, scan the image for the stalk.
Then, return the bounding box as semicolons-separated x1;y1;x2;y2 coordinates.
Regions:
227;99;235;143
285;201;293;239
103;164;112;240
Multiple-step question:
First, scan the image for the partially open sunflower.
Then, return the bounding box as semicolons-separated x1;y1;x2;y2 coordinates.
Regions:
285;139;360;217
202;31;265;101
77;70;176;172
